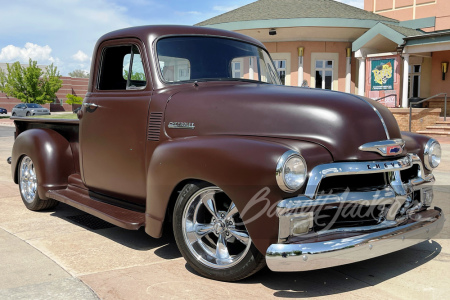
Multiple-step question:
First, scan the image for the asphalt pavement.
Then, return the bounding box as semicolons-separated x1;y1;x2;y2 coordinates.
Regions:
0;126;14;138
0;125;449;299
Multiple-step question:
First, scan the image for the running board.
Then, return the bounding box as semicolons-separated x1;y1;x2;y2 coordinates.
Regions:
46;188;145;230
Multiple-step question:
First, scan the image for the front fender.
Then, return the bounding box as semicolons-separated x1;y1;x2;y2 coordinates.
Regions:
12;128;75;199
145;136;332;254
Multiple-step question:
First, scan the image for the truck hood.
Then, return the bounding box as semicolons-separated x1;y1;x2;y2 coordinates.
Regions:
164;82;402;161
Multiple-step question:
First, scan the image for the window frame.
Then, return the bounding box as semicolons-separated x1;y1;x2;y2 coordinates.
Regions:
95;40;150;92
314;59;334;90
153;35;281;86
408;64;421;98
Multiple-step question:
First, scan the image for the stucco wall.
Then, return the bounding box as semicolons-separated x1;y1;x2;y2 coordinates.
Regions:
365;0;450;31
430;50;450;95
263;41;355;93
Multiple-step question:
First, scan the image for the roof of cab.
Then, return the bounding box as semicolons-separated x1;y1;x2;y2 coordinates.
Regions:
96;25;265;48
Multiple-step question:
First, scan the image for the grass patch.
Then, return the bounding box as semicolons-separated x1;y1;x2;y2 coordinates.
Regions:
0;116;10;119
30;113;78;119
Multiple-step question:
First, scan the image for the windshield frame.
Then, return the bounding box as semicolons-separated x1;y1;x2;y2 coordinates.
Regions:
153;34;282;86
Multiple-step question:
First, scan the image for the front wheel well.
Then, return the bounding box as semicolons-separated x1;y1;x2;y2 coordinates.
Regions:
164;179;211;225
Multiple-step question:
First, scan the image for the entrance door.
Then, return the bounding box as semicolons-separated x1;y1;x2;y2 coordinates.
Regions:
80;40;151;205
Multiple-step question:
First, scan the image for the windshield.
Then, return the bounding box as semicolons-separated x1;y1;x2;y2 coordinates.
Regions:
26;104;42;108
156;36;281;85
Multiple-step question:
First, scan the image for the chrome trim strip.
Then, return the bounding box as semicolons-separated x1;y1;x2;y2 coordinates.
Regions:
266;209;445;272
357;96;391;139
359;139;405;156
304;154;420;199
277;187;396;216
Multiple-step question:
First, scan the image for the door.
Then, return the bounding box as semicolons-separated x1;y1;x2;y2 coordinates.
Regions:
79;40;152;205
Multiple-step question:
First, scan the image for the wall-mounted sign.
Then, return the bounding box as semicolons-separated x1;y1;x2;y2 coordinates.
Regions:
371;59;395;91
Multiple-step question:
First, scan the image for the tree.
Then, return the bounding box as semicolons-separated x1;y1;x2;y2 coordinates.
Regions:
0;59;62;104
65;93;83;105
123;70;146;81
68;69;89;78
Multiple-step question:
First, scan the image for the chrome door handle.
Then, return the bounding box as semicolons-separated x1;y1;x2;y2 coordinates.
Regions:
83;103;98;109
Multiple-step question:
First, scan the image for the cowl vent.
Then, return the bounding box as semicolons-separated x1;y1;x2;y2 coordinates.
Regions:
148;112;163;141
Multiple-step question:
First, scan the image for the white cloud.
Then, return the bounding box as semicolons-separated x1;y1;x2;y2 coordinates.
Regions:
336;0;365;9
0;43;55;63
213;5;239;12
72;50;90;62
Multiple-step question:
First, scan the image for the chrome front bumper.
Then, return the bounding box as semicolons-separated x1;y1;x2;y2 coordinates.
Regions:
266;208;444;272
266;154;445;272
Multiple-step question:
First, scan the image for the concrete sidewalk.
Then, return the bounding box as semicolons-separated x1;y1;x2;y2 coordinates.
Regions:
0;127;449;299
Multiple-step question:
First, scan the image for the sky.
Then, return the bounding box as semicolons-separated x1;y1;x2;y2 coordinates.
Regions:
0;0;364;76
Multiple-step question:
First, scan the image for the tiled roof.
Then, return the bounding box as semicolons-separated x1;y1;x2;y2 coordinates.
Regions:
383;23;424;37
196;0;397;26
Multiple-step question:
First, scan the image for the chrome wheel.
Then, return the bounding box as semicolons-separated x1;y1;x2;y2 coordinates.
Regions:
19;156;37;203
182;187;252;269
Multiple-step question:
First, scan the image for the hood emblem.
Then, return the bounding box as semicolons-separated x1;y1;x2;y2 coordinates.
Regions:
359;139;405;157
168;121;195;129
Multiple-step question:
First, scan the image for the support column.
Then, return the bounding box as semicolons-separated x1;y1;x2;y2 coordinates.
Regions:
402;54;410;108
358;57;366;96
249;57;254;80
298;47;304;86
345;48;352;93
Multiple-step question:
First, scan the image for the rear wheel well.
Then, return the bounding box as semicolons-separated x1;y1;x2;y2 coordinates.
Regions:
13;154;25;184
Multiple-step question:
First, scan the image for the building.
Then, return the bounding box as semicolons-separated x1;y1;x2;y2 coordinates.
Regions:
0;62;88;112
196;0;449;117
365;0;450;31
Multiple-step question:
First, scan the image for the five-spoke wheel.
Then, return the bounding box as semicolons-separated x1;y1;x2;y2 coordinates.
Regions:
173;182;265;281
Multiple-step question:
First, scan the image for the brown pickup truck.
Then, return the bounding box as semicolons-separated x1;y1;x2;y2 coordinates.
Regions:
8;25;444;281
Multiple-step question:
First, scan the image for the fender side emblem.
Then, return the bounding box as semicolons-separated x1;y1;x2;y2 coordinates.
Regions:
168;122;195;129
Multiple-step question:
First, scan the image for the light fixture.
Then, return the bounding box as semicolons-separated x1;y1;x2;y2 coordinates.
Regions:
269;28;277;36
442;62;448;80
298;47;304;57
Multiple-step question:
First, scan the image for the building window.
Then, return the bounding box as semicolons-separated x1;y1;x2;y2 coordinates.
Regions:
273;60;287;85
232;61;242;78
315;60;333;90
409;64;421;98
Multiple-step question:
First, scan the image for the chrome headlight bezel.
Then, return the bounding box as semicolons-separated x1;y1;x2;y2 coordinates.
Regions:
276;150;307;193
424;139;441;170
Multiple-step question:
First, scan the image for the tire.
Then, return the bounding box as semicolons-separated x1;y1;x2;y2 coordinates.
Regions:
12;112;16;116
26;112;31;116
18;155;58;211
173;182;265;281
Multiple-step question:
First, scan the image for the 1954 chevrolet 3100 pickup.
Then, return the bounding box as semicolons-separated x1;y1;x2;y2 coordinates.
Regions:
8;25;444;281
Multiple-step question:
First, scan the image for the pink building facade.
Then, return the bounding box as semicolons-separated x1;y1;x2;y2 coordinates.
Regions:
365;0;450;31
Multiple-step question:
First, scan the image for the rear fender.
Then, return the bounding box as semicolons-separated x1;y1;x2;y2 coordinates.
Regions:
12;128;75;199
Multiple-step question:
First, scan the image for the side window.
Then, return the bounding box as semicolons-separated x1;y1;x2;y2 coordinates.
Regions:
98;44;146;90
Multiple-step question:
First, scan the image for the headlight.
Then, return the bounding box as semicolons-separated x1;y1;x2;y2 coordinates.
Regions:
276;150;307;192
424;139;441;170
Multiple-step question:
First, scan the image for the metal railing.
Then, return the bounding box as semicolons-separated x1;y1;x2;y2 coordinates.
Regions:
409;93;447;132
375;94;397;104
